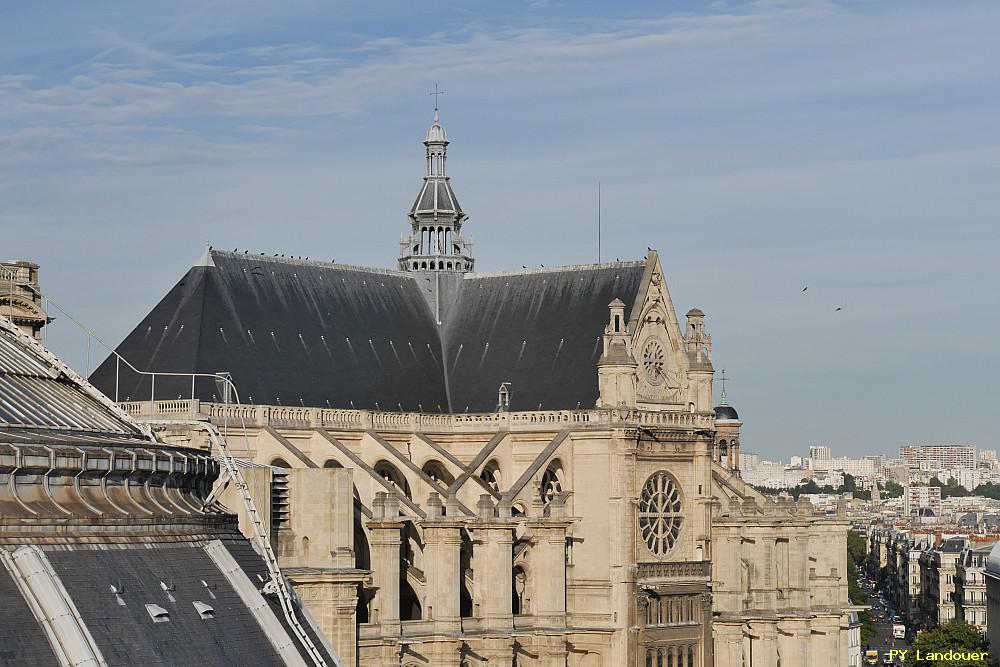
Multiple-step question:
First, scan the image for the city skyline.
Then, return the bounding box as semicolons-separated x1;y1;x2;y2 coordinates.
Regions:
3;1;998;458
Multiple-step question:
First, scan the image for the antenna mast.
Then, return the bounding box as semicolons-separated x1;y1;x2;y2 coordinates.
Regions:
598;180;602;263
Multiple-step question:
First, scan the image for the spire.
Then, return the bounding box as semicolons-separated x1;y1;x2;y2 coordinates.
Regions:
718;367;728;406
398;101;474;273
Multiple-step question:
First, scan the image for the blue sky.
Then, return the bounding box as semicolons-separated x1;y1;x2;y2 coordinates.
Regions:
2;1;998;459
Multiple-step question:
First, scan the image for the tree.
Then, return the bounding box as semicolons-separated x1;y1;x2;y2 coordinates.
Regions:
843;472;858;492
973;482;1000;500
848;530;868;569
905;620;990;666
883;480;904;498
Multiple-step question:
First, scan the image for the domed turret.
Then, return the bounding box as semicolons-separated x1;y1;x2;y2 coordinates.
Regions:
398;105;474;273
714;404;740;422
713;369;742;472
425;111;448;144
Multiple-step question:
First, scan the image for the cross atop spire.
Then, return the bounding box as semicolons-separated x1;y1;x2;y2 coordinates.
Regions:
429;83;445;112
718;367;729;405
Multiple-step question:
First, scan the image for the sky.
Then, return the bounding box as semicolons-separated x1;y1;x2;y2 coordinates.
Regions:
2;0;998;460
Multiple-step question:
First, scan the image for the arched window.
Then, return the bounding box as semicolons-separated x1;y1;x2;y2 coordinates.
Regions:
374;460;411;499
540;460;564;505
323;459;343;468
422;460;455;486
480;460;501;492
512;566;528;615
270;458;291;468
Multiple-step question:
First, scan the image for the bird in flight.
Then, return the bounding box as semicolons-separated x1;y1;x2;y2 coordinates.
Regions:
835;307;843;312
802;286;808;292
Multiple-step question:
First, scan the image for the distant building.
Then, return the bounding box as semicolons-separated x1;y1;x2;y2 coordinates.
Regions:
922;537;968;626
901;445;976;471
905;485;943;518
981;449;998;463
956;542;997;633
810;446;832;461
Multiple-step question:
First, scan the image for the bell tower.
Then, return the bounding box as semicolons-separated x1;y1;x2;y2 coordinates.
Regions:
398;95;474;273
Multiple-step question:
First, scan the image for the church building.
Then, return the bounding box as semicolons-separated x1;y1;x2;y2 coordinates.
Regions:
90;110;853;667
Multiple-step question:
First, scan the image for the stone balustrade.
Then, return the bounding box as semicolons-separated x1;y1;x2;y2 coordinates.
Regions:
118;400;716;433
637;560;712;581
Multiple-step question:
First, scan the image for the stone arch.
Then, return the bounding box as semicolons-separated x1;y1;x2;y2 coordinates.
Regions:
480;459;502;492
323;459;343;468
374;460;411;499
270;457;291;468
540;458;565;506
421;459;455;486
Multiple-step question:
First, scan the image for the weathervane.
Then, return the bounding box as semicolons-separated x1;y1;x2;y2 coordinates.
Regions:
429;83;445;111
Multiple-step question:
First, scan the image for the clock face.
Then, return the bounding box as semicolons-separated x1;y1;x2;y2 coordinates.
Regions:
642;339;666;385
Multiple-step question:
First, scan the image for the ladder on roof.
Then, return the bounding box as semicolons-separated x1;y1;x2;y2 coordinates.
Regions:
153;420;333;667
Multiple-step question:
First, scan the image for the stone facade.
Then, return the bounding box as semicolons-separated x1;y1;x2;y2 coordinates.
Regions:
0;260;49;339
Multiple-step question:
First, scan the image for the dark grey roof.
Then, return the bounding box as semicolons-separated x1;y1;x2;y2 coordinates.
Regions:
91;253;448;411
940;537;967;553
46;544;286;667
444;265;647;412
715;404;739;421
91;252;648;412
0;566;58;666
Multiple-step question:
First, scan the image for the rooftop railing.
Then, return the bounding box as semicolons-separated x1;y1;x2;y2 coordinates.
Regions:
118;399;716;432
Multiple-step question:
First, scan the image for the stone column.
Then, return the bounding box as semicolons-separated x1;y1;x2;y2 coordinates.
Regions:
525;493;572;629
418;639;463;667
700;593;714;667
469;494;517;663
419;493;466;636
532;634;568;667
367;492;405;640
286;570;363;667
750;622;778;667
776;619;810;667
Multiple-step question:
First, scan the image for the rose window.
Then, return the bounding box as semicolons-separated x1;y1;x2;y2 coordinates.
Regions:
638;471;683;558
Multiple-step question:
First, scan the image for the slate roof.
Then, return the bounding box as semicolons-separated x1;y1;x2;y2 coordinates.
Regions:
47;545;286;667
0;566;58;666
91;251;649;412
411;178;463;216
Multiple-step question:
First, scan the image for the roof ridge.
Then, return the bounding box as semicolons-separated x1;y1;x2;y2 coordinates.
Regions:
465;259;646;279
210;250;414;278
